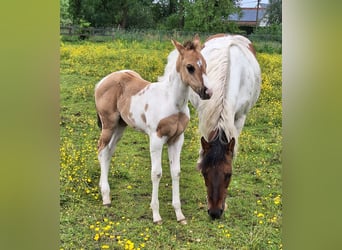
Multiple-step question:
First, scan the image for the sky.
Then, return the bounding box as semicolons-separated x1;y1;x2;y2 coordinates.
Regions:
240;0;269;7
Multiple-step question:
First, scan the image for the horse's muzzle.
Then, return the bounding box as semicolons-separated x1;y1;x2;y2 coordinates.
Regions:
208;208;223;220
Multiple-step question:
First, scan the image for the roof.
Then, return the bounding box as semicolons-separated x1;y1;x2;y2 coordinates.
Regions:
229;7;267;25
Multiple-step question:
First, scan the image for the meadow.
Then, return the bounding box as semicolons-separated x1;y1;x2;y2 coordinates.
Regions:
60;39;282;249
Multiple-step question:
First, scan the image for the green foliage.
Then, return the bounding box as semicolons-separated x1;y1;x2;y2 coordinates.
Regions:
266;0;282;25
60;0;72;26
250;24;282;42
63;0;241;33
60;40;282;249
183;0;240;33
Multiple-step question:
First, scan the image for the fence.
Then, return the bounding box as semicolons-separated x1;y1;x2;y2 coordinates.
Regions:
60;26;281;43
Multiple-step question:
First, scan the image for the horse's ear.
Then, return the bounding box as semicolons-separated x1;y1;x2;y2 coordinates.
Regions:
228;137;235;155
172;39;185;55
201;136;210;153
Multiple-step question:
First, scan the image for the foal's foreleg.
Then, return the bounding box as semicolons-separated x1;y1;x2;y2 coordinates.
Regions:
168;134;187;224
149;136;164;224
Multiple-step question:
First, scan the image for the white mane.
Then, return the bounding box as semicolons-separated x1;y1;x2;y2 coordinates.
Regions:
158;49;179;83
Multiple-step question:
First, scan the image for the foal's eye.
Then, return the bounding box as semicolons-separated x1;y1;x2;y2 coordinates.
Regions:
186;64;195;74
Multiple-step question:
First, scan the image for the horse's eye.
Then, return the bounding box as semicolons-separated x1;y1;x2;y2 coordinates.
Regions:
186;64;195;74
224;173;232;181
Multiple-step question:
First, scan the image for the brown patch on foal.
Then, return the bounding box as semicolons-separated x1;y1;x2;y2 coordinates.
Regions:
95;71;150;151
156;112;189;144
141;113;146;124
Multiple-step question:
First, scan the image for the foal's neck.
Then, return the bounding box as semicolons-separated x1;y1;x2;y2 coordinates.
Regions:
166;68;190;109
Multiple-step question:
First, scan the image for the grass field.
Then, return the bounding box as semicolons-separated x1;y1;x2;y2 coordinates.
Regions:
60;39;282;249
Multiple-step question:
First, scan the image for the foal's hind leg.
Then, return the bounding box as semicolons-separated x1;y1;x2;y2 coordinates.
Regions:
98;114;126;205
168;134;187;224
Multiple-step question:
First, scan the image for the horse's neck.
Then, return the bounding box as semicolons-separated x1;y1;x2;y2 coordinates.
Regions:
163;68;190;109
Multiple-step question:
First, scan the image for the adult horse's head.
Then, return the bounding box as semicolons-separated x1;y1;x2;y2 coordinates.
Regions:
198;130;235;219
172;35;212;100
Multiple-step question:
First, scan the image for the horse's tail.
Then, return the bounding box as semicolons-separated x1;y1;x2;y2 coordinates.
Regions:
97;113;102;129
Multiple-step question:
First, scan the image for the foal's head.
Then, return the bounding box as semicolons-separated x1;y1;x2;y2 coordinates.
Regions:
172;35;211;100
198;131;235;219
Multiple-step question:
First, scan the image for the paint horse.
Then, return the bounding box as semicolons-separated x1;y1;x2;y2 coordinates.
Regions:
95;35;211;224
189;34;262;219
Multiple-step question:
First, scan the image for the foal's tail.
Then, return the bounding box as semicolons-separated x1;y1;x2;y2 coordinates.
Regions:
96;113;102;129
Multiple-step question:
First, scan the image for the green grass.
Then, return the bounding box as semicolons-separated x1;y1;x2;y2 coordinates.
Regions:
60;40;282;249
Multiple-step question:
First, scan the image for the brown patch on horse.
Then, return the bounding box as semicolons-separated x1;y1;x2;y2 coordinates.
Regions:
205;33;227;42
248;43;257;57
95;71;150;151
156;112;189;144
144;103;149;111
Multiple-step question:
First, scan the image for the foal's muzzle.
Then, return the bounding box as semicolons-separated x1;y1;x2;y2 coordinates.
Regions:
200;87;212;100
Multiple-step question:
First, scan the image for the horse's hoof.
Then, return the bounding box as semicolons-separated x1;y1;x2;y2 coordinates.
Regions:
178;219;187;225
103;203;111;207
154;220;163;225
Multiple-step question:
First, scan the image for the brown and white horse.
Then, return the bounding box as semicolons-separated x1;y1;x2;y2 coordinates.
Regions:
95;35;211;224
187;34;262;219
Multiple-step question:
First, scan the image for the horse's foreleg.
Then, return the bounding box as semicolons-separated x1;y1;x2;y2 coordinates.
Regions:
168;134;187;224
149;136;164;224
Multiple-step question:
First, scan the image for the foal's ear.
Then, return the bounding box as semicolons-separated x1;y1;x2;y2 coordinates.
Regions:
228;137;235;155
192;34;204;50
201;136;210;153
172;39;185;55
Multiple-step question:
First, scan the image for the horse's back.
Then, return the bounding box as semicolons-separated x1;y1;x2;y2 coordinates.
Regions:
191;34;261;141
202;35;261;109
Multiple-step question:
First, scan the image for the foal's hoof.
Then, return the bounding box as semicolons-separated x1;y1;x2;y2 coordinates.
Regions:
178;219;187;225
224;202;228;211
154;220;163;225
103;203;111;208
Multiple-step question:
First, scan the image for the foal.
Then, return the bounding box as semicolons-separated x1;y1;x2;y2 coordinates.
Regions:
95;35;211;224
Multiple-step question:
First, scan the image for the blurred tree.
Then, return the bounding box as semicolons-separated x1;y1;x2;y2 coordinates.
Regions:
65;0;241;32
183;0;240;32
266;0;282;25
60;0;72;25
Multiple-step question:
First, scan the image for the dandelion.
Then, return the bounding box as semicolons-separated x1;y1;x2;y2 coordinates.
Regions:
257;213;265;218
274;195;281;205
94;233;100;241
255;168;261;177
101;245;109;249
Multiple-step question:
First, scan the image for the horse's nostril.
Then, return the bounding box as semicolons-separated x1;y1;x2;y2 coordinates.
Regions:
208;209;223;220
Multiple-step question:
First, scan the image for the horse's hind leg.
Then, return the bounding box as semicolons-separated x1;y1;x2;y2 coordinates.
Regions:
98;113;126;206
168;134;186;224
